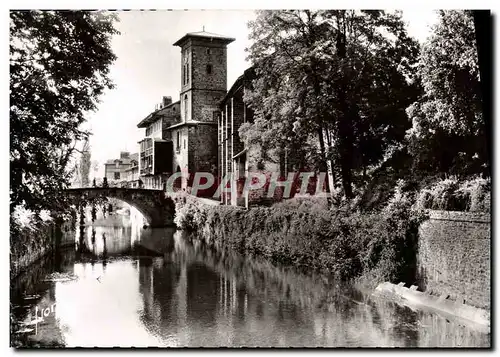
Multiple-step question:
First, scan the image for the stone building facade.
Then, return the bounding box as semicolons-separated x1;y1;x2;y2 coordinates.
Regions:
137;96;180;189
129;30;322;203
218;67;292;207
218;64;325;207
169;31;234;194
132;31;233;194
104;151;133;186
125;153;140;188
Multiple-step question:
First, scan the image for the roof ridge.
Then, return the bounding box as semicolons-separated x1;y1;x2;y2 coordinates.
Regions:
173;31;235;46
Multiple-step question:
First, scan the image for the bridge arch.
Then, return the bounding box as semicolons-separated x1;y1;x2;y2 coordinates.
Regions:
64;188;175;228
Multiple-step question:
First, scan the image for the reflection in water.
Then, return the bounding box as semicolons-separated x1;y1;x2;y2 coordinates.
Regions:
10;208;490;348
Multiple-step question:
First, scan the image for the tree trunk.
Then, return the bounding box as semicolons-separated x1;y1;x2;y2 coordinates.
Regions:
338;132;354;198
279;147;286;178
362;158;367;182
308;56;331;197
472;10;491;177
336;92;354;199
324;127;336;188
335;20;354;199
317;126;331;194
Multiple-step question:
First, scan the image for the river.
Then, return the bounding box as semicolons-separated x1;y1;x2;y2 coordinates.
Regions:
10;207;490;348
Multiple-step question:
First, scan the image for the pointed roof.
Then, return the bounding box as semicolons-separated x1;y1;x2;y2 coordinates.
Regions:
173;30;235;47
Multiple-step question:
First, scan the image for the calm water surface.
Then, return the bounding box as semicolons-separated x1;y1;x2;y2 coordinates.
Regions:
11;210;490;348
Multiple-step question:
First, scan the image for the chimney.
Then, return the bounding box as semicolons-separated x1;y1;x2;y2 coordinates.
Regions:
120;151;130;159
162;96;172;107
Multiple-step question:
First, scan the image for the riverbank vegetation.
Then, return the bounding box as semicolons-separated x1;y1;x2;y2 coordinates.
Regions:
415;176;490;213
174;172;490;286
173;186;426;287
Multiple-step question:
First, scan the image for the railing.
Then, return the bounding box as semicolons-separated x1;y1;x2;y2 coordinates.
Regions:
140;167;152;175
140;149;153;157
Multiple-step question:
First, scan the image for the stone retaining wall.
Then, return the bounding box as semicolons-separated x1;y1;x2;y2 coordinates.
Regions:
417;210;491;309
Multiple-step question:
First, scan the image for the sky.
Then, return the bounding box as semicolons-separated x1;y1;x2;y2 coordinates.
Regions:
85;9;439;178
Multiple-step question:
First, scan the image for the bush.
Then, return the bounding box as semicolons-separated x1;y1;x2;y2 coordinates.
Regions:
271;196;329;213
457;176;491;213
429;177;461;210
415;176;490;212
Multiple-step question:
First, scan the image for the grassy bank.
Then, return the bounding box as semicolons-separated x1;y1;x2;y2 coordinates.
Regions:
173;186;427;288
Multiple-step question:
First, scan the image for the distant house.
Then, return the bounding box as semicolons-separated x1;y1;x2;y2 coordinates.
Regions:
125;153;140;188
104;152;133;186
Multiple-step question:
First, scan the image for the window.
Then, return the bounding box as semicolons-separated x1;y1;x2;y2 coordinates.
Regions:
183;53;189;85
184;139;186;149
206;48;211;55
184;94;188;121
206;64;212;74
114;172;120;180
176;131;180;151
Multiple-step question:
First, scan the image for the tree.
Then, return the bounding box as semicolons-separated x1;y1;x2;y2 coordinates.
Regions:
10;10;118;214
405;10;486;177
91;159;100;182
69;139;92;187
242;10;420;199
91;204;96;222
79;139;91;187
472;10;492;175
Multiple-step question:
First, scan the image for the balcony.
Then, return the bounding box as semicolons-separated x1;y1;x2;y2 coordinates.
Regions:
140;147;153;157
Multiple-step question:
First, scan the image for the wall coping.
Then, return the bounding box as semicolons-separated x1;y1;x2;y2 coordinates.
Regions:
374;282;490;332
427;209;491;224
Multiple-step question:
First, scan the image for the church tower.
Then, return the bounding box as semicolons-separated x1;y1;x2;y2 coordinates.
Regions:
171;30;235;189
174;30;235;123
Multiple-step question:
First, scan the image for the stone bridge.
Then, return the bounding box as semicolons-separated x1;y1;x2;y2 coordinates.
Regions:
64;188;175;227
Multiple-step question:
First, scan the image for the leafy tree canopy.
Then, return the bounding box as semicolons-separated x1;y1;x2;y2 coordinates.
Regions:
10;10;118;214
405;10;486;177
241;10;421;198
